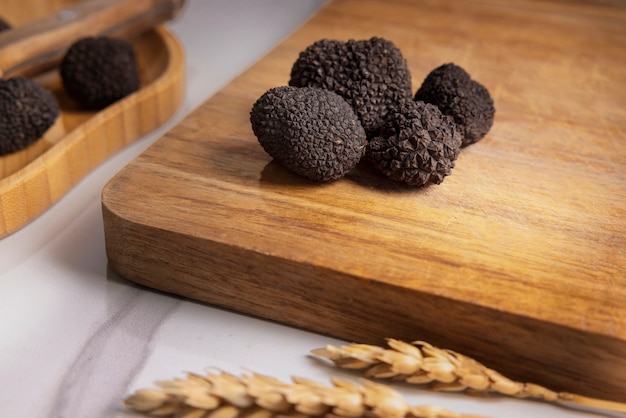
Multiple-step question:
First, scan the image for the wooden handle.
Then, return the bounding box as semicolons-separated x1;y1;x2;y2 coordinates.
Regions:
0;0;185;78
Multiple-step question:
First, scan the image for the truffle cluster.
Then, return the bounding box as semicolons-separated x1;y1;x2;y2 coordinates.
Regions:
289;37;412;138
251;36;495;187
0;77;59;155
251;86;366;182
415;63;494;146
367;100;462;186
61;36;140;110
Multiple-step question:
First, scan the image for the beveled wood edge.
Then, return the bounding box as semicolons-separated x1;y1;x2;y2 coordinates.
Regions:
100;202;626;402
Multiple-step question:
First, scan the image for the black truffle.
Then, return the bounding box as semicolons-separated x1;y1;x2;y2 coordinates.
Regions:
366;100;462;187
414;63;494;146
60;36;140;110
289;37;412;138
250;86;366;182
0;77;59;155
0;17;11;32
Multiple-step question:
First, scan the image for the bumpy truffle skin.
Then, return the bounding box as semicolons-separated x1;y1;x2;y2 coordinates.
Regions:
414;63;494;146
366;100;462;187
250;86;366;182
61;36;140;110
0;77;59;155
289;37;412;138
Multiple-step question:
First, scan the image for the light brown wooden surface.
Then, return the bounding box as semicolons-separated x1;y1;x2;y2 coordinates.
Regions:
0;0;185;238
102;0;626;401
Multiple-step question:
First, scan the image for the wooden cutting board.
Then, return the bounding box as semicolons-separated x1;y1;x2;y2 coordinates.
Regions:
102;0;626;402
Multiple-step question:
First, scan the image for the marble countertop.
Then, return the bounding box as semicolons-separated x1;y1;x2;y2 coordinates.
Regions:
0;1;609;417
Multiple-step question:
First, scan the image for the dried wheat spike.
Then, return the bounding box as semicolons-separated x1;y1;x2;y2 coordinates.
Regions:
124;370;489;418
312;339;626;414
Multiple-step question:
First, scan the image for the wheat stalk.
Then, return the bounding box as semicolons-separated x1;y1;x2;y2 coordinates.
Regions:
124;370;489;418
312;339;626;415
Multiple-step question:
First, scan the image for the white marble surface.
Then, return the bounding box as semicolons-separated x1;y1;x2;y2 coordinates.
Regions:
0;1;612;417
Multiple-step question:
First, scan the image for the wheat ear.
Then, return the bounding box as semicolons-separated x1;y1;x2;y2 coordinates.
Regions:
124;370;489;418
312;339;626;414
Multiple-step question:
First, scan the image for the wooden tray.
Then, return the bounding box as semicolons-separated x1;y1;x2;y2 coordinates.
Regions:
102;0;626;402
0;0;185;238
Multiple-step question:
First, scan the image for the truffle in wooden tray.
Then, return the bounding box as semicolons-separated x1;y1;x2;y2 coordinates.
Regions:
0;0;185;238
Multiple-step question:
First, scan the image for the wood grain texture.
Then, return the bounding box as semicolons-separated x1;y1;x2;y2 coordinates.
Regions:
102;0;626;401
0;0;185;238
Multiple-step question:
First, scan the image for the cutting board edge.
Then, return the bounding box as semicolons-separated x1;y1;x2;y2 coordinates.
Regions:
102;196;626;402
